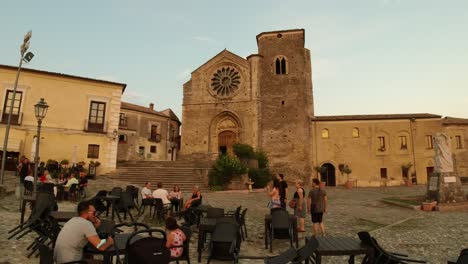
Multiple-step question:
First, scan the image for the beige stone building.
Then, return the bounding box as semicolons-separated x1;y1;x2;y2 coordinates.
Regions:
117;102;180;161
0;65;126;174
180;29;468;186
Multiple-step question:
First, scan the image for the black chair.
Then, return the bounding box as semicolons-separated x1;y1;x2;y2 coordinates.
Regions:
239;208;248;241
126;185;140;208
139;198;155;216
269;208;293;252
170;226;193;264
449;248;468;264
67;184;78;201
40;183;55;195
90;191;108;217
207;221;241;264
117;191;136;221
153;198;170;223
24;181;34;196
264;247;297;264
294;236;319;264
124;228;171;264
358;231;427;264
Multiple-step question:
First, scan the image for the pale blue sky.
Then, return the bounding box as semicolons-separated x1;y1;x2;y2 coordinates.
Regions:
1;0;467;119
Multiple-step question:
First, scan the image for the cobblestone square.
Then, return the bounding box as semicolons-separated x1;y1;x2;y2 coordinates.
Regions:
1;176;467;264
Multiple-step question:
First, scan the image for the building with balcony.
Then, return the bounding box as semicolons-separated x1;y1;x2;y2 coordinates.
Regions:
117;102;180;161
0;64;125;174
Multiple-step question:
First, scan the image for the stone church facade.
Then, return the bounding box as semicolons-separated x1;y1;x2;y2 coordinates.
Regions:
180;29;468;186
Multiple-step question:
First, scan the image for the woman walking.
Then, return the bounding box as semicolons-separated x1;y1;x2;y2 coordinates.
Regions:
293;179;306;232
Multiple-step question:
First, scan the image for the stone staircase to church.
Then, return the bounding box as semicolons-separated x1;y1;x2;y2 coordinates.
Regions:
102;160;213;193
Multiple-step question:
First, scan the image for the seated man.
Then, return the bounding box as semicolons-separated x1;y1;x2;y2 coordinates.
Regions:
65;173;79;188
54;200;114;263
24;174;34;182
152;182;172;209
141;182;152;200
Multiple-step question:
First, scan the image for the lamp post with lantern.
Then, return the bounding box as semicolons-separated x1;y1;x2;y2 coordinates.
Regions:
0;31;34;185
33;98;49;194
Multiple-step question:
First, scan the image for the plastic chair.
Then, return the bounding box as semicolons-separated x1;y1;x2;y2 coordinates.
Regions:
269;209;293;252
124;228;171;264
207;221;241;263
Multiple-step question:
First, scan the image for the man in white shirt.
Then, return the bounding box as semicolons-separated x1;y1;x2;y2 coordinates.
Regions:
141;182;152;200
152;182;172;209
24;174;34;182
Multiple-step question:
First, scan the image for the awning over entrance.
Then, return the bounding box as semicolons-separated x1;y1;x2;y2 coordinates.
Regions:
0;138;22;152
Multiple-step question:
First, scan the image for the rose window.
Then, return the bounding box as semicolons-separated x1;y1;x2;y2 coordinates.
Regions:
211;67;240;97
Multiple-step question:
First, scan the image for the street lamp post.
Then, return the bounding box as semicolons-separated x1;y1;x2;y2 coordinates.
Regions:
33;98;49;194
0;31;34;185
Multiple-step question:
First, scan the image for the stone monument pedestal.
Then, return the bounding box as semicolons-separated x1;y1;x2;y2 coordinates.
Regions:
427;172;465;203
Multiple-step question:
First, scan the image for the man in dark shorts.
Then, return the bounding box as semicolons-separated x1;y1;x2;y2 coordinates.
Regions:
307;178;327;237
277;173;288;209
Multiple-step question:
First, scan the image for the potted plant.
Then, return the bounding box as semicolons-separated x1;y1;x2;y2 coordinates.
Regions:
339;164;353;189
421;200;437;211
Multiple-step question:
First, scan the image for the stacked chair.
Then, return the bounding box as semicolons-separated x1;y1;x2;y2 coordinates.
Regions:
358;231;427;263
8;192;58;258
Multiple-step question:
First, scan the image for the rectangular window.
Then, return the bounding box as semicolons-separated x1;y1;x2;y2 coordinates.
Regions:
380;168;387;179
425;135;433;149
455;135;463;149
399;136;407;150
138;146;145;156
149;125;159;141
119;113;127;126
87;144;100;158
88;101;106;132
2;90;23;124
378;136;386;151
150;145;157;153
170;129;176;142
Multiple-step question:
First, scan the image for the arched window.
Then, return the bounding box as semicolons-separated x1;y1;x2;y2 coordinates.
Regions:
352;128;359;138
321;129;329;139
274;56;287;75
281;58;286;74
118;134;127;143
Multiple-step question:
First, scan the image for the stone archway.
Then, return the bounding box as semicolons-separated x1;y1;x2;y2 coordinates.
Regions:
218;130;237;155
209;111;242;155
320;163;336;187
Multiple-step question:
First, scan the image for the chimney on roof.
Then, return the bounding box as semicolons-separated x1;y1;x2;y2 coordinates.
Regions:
149;103;154;110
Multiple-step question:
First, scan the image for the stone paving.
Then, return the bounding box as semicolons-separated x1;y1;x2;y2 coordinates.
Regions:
0;174;467;263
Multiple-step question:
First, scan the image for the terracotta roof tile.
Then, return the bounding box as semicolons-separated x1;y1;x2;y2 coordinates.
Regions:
121;102;180;122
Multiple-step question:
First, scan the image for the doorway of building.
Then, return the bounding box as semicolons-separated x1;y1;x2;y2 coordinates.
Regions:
426;166;434;179
320;163;336;187
0;151;20;171
218;131;236;155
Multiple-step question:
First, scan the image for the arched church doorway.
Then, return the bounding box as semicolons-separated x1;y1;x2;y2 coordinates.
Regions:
218;130;237;155
320;163;336;187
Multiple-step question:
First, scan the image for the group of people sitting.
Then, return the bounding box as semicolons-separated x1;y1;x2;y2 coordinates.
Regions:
54;200;188;263
140;182;202;211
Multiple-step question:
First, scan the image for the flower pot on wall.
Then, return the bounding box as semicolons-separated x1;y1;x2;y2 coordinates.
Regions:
421;201;437;211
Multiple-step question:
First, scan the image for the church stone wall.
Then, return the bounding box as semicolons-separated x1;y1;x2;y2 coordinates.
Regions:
180;51;259;158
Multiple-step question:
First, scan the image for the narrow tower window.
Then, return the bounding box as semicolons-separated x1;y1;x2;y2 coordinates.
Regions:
274;56;287;75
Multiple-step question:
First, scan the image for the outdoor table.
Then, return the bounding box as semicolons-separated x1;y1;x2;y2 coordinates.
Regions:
49;211;77;222
197;216;238;262
101;195;122;222
85;233;131;264
309;236;373;264
192;204;213;226
264;214;298;249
